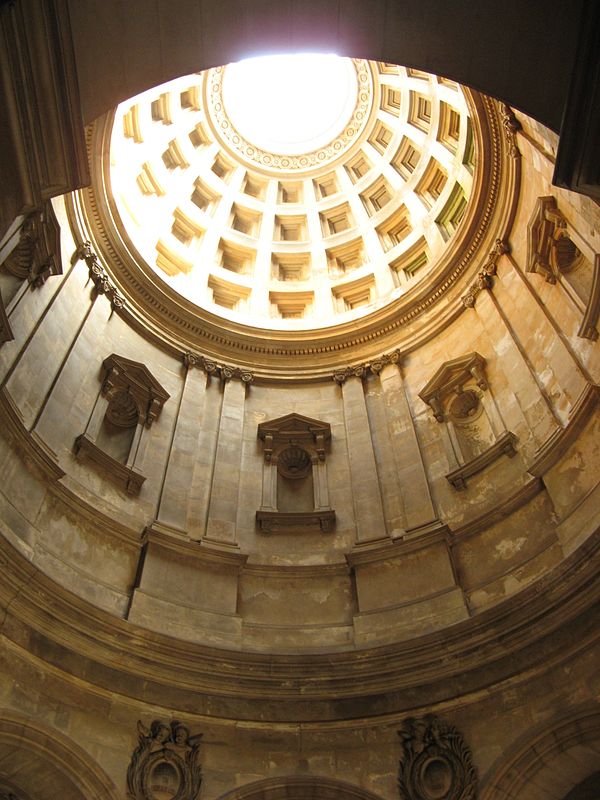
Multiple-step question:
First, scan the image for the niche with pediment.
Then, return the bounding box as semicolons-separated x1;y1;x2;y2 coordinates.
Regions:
0;201;62;346
528;196;600;340
256;413;335;532
75;354;169;495
419;352;517;490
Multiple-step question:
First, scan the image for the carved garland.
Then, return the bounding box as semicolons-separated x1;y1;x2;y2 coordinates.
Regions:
398;715;477;800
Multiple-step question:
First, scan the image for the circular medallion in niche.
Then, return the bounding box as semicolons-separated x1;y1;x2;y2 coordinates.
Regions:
448;390;480;420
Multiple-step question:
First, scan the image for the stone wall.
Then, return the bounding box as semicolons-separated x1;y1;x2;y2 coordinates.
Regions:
0;109;599;797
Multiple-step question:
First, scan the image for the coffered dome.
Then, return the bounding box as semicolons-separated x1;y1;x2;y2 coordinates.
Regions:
103;57;476;335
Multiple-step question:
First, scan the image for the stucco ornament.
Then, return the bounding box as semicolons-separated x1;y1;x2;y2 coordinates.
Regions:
398;715;477;800
127;719;203;800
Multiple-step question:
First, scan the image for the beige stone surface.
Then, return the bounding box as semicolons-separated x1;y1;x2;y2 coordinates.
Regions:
1;9;599;798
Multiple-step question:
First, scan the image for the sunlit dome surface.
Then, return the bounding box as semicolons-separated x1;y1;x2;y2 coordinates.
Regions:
223;54;358;155
109;56;475;330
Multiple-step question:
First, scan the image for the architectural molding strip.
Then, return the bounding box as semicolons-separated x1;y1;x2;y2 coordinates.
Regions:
0;388;64;481
528;382;600;477
445;431;518;490
143;525;248;568
256;509;336;533
74;433;145;495
578;254;600;340
0;530;597;717
450;477;543;541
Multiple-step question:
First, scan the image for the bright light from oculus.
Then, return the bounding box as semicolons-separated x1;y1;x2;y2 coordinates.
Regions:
222;54;358;155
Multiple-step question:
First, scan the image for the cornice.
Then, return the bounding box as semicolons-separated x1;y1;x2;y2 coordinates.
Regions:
0;521;597;723
65;91;519;382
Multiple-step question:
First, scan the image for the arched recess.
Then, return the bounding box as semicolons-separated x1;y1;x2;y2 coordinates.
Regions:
216;775;386;800
0;712;120;800
480;706;600;800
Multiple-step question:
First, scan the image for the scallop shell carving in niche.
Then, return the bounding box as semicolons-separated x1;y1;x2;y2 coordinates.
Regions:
277;446;312;479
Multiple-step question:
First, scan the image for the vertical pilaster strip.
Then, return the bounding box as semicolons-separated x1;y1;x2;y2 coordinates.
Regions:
187;373;223;540
476;288;560;445
204;377;247;548
337;370;388;544
154;356;207;533
379;361;439;532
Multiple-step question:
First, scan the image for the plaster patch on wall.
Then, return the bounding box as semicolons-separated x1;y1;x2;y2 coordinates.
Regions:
495;537;527;559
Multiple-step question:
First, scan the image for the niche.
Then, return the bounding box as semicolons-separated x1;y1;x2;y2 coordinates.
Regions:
0;201;63;345
419;352;517;490
256;413;335;533
527;196;600;340
75;354;169;495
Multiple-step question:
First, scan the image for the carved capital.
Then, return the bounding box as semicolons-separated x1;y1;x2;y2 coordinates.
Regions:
500;102;521;158
181;351;253;383
461;239;508;308
398;714;477;800
333;350;402;382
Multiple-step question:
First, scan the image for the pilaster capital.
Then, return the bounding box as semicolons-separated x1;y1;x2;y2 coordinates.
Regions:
182;351;254;384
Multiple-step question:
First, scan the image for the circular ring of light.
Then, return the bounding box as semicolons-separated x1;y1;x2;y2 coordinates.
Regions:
206;58;373;173
222;54;359;156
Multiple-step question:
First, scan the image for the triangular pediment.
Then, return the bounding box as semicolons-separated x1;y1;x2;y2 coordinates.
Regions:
419;352;486;403
258;413;331;442
102;354;170;402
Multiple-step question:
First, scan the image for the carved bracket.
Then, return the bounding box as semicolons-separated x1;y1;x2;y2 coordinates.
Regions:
127;720;202;800
183;350;253;384
398;714;477;800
